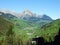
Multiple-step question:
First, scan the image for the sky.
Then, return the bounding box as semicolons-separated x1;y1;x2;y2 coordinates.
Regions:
0;0;60;19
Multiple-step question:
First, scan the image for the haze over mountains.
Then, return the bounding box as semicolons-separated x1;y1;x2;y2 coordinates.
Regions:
0;9;53;28
0;9;52;20
0;10;53;27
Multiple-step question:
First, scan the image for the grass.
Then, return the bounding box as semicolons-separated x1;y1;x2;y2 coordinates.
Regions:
0;16;60;45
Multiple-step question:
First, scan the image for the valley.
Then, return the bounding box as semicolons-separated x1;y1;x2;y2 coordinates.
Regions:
0;10;60;45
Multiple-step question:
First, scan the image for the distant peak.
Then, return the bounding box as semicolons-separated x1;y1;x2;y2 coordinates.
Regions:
22;9;33;16
0;9;18;15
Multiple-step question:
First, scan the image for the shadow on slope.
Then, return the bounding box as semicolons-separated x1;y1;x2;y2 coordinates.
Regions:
32;28;60;45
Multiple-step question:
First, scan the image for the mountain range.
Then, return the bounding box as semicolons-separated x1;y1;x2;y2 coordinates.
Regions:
0;9;52;20
0;9;53;27
0;9;60;45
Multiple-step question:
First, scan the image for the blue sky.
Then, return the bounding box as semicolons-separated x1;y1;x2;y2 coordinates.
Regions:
0;0;60;19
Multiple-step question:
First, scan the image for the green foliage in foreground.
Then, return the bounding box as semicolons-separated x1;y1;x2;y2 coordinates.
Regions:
0;16;60;45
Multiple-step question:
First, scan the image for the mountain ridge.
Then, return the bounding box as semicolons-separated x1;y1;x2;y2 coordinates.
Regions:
0;9;53;20
0;9;53;28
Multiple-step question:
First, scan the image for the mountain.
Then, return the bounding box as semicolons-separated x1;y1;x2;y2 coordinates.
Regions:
19;10;52;21
40;19;60;42
0;9;60;45
31;19;60;45
0;9;53;27
0;9;52;20
19;10;53;27
0;16;21;45
0;16;13;35
41;19;60;29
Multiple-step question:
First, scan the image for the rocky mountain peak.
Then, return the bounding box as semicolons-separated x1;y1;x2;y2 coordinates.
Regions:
0;9;53;21
22;9;33;16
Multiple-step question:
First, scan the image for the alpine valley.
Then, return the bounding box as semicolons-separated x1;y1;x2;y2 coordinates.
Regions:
0;9;60;45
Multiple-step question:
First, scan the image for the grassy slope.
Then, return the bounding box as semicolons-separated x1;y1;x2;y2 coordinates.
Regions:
0;16;13;34
0;15;60;45
13;19;60;44
5;15;60;42
35;19;60;42
0;15;35;42
0;16;13;42
1;13;60;43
